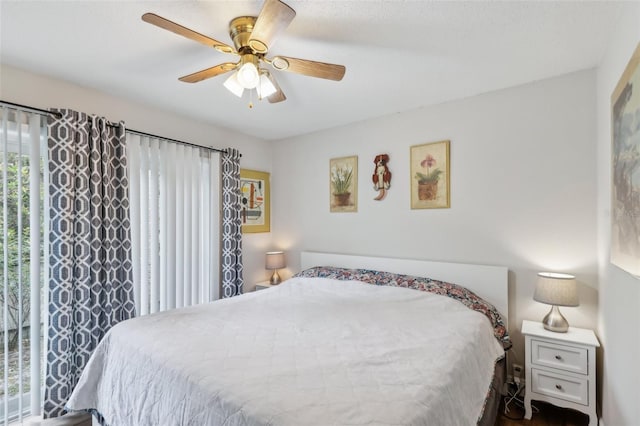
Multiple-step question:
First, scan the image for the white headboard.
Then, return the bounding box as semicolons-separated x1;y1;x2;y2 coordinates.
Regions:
300;251;509;324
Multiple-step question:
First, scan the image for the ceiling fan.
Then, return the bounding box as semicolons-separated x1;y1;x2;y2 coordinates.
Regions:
142;0;346;105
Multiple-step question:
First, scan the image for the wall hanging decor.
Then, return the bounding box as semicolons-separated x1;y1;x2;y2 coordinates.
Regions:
611;42;640;276
330;156;358;212
240;169;270;233
372;154;392;200
410;140;450;209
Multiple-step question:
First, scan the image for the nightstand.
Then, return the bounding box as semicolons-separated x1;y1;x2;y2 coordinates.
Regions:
522;319;600;426
255;281;276;291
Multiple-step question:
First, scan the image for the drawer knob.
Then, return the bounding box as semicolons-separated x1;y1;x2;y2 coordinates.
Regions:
555;384;563;391
555;355;563;361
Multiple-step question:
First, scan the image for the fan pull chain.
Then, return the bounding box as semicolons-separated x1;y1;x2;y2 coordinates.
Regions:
248;89;254;109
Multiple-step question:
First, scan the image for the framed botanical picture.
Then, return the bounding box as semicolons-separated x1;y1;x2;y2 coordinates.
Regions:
240;169;270;233
611;42;640;276
330;156;358;212
410;140;450;209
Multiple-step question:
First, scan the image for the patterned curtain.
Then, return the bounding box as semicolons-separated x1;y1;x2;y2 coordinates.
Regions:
44;109;136;418
221;148;243;297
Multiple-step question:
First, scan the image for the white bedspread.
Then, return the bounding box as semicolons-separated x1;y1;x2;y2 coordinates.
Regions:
67;277;504;426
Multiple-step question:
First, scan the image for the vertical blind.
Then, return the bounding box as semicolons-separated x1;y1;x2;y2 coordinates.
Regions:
0;106;47;425
127;134;221;315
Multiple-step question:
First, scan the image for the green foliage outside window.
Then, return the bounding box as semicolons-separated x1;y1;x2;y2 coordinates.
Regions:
0;149;44;399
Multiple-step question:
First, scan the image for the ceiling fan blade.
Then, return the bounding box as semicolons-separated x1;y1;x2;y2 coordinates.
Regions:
248;0;296;54
142;13;236;55
266;73;286;103
179;63;238;83
269;56;346;81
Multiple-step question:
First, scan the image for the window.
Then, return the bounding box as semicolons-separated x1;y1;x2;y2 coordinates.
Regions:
0;107;48;424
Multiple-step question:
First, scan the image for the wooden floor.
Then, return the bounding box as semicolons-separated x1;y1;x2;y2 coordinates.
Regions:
27;413;92;426
496;400;590;426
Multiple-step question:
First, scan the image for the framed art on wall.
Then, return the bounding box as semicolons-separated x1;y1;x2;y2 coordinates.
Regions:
410;140;450;209
611;42;640;276
330;156;358;212
240;169;270;233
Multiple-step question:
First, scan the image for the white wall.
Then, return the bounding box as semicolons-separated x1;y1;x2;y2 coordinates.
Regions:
7;31;637;422
272;70;599;370
0;64;272;289
596;4;640;425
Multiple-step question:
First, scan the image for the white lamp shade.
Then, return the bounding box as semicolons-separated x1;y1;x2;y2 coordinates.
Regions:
258;72;277;98
265;251;286;270
534;272;579;307
237;62;260;89
223;73;244;97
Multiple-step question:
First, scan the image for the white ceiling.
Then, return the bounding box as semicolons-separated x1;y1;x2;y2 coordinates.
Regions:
0;1;628;140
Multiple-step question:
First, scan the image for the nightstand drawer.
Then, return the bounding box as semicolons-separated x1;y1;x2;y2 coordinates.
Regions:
531;368;588;406
531;339;588;374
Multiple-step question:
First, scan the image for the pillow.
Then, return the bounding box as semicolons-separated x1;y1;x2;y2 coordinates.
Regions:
294;266;510;347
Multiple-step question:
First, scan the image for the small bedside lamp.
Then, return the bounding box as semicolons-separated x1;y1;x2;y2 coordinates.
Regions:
265;251;286;285
534;272;579;333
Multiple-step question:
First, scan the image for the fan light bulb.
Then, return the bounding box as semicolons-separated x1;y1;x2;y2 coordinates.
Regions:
237;63;259;89
223;72;244;97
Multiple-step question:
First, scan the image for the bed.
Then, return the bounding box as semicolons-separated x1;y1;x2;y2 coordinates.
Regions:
66;251;509;426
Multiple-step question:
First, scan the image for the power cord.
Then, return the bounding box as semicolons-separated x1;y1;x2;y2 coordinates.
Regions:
502;347;540;420
502;380;539;420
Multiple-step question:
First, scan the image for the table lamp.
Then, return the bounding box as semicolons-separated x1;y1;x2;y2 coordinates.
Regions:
534;272;579;333
265;251;286;285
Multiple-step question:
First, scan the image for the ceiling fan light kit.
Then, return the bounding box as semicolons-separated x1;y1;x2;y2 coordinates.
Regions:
224;68;277;99
223;73;245;97
142;0;345;105
237;55;260;89
258;71;278;98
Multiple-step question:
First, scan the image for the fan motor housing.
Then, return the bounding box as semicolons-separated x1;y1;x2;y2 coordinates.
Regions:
229;16;257;53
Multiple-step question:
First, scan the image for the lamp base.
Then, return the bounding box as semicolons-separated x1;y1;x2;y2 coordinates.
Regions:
270;270;281;285
542;305;569;333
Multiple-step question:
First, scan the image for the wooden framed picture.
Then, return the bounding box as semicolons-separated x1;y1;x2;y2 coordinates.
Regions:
240;169;270;233
410;140;450;209
611;42;640;276
330;156;358;212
